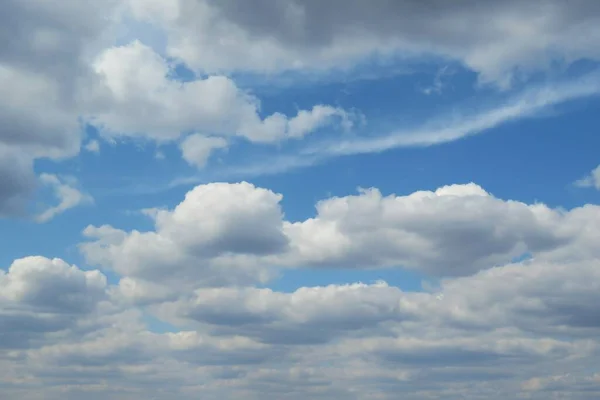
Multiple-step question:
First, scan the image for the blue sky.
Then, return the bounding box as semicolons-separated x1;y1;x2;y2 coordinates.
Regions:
2;1;600;399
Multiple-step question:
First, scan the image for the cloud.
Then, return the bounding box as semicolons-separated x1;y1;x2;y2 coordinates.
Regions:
79;182;286;302
158;72;600;187
574;164;600;189
180;135;228;168
128;0;600;86
278;183;600;275
6;252;600;399
36;174;94;223
314;73;600;157
81;181;600;288
0;256;108;349
84;41;353;145
0;0;120;216
0;147;35;217
84;139;101;153
4;240;600;399
4;2;600;398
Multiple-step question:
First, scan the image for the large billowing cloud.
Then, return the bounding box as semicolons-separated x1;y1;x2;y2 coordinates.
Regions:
0;0;120;217
128;0;600;86
86;41;353;145
0;256;108;349
0;1;353;218
4;254;600;399
2;180;600;398
3;0;600;218
81;182;600;282
3;1;600;398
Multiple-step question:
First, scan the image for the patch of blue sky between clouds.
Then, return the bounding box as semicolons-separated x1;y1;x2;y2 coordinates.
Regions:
126;67;600;200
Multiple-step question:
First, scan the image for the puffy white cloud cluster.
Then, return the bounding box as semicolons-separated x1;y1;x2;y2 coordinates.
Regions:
81;181;600;287
3;0;600;398
0;1;353;217
3;0;600;218
2;182;592;398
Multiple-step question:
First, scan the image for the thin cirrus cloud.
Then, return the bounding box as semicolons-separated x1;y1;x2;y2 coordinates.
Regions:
35;174;94;223
160;71;600;190
574;164;600;189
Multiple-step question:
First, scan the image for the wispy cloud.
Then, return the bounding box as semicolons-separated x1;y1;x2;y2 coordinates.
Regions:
36;174;94;223
115;72;600;195
574;165;600;190
311;72;600;157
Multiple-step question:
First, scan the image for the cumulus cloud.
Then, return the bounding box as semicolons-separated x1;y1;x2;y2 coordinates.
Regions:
4;186;600;399
0;0;120;216
0;256;107;349
180;134;228;168
279;183;600;275
4;1;600;398
128;0;600;86
79;182;286;302
5;253;600;399
85;40;353;145
80;181;600;285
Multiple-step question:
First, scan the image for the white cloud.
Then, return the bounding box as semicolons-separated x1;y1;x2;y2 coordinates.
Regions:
0;256;108;350
0;0;121;217
80;181;600;288
180;135;228;168
314;73;600;157
161;73;600;184
5;252;600;399
84;41;353;145
575;164;600;189
79;182;285;301
127;0;600;86
36;174;94;223
84;139;101;153
4;2;600;398
278;183;600;275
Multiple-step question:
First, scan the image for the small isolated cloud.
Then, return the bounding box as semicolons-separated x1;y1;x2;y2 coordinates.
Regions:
180;134;228;168
84;139;100;153
420;66;453;95
574;165;600;189
36;174;94;223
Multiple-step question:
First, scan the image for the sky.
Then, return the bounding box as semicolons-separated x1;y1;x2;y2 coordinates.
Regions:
2;0;600;399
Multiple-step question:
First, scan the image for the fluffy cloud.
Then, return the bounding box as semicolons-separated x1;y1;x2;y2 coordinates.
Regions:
0;0;121;216
4;2;600;397
80;181;600;288
0;256;107;349
79;182;286;302
4;179;600;398
128;0;600;86
85;41;353;145
1;1;357;214
156;257;600;346
180;135;229;168
4;255;600;399
280;183;600;275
